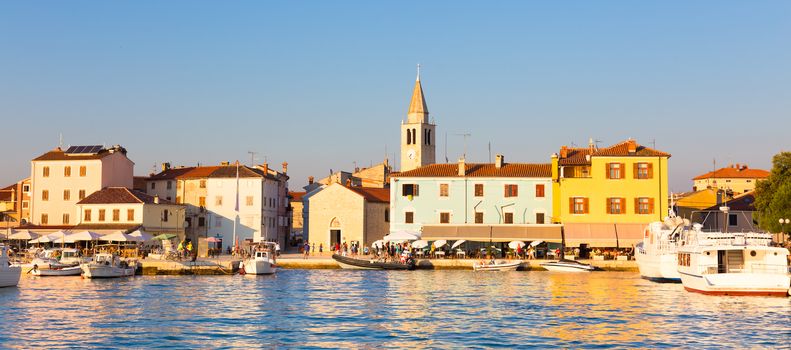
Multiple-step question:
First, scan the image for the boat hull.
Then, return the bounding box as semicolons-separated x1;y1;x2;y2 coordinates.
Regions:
332;254;415;270
0;267;22;287
679;272;790;297
541;261;595;272
31;266;82;277
244;259;276;275
81;265;135;279
635;250;681;283
473;261;521;271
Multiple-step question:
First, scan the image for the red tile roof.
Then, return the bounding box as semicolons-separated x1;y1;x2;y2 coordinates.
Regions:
33;147;127;161
693;166;769;180
77;187;172;205
289;191;306;202
394;163;552;178
177;166;222;179
558;140;670;165
346;186;390;203
558;148;594;165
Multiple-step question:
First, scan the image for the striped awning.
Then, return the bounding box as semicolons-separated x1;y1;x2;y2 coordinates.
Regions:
421;224;562;243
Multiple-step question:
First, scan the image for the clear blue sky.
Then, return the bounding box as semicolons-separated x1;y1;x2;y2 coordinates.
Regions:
1;1;789;192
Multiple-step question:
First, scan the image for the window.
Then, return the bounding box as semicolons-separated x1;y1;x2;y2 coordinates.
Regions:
246;196;254;206
504;184;518;197
504;212;514;224
607;163;624;179
84;209;92;221
167;181;173;189
607;198;625;214
80;166;86;176
536;213;545;224
198;217;206;227
162;210;169;222
746;180;752;183
729;214;738;226
127;209;134;221
405;211;414;224
439;184;449;197
112;209;120;222
62;213;69;224
402;184;419;197
215;216;221;227
535;184;545;198
22;201;29;209
407;129;412;145
42;190;49;201
79;190;86;200
571;197;589;214
63;190;70;201
64;166;71;177
385;209;390;222
23;184;30;193
200;180;206;188
98;209;106;221
151;182;156;190
41;214;48;225
440;212;450;224
43;166;50;177
475;212;484;224
199;196;206;207
474;184;484;197
635;163;653;179
635;197;654;214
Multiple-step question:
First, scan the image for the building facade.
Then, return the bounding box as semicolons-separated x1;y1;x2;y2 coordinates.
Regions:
76;187;185;235
0;178;31;231
552;139;670;247
307;183;389;249
29;145;134;227
692;164;769;193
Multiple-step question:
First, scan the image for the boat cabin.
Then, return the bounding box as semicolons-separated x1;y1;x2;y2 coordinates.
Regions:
94;253;116;265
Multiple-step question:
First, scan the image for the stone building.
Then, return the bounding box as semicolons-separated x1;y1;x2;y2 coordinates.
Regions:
307;183;390;249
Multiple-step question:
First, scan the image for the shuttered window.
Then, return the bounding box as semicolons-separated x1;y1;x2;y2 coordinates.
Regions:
634;163;653;179
606;163;625;179
535;184;545;198
607;197;626;214
570;197;589;214
635;197;654;214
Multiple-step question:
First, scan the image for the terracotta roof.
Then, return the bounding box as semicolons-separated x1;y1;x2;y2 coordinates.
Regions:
149;167;196;180
177;166;222;179
77;187;172;205
209;165;265;178
33;147;127;161
558;140;670;165
692;166;769;180
394;163;552;178
289;192;306;202
346;186;390;203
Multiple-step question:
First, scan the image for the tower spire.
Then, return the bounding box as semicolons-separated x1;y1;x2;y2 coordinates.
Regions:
407;64;429;123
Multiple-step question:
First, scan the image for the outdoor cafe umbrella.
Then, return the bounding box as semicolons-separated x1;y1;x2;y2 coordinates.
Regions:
103;232;142;242
508;240;526;249
371;240;385;249
451;240;466;249
530;240;544;247
206;237;222;243
29;231;66;244
383;231;419;242
129;229;154;242
411;240;429;249
154;233;177;240
64;231;102;243
433;239;447;248
9;230;39;241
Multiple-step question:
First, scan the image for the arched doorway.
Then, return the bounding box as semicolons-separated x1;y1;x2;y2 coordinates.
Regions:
329;217;342;246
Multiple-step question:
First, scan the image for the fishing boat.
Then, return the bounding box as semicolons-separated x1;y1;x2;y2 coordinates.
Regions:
677;224;790;296
635;217;687;283
473;260;521;271
241;243;277;275
21;248;76;274
332;254;416;270
540;259;596;272
81;253;136;279
31;265;82;277
0;245;22;287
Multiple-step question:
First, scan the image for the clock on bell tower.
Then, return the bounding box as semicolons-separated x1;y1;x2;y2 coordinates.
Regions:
400;65;436;172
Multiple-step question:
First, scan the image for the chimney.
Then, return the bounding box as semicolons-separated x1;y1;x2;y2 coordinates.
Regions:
220;161;230;166
282;162;288;174
458;157;466;176
308;176;314;185
161;163;171;171
588;138;596;153
560;146;568;159
346;178;352;186
627;139;637;154
262;162;269;174
742;164;748;170
495;154;504;169
154;195;160;204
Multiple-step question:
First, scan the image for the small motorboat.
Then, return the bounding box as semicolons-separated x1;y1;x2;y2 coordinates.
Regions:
241;243;277;275
473;260;522;271
30;265;82;277
540;259;595;272
332;254;415;270
81;253;136;279
0;245;22;288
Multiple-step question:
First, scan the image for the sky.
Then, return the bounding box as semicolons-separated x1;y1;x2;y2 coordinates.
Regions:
1;1;790;192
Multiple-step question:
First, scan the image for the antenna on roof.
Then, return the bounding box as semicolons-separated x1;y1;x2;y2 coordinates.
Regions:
454;133;471;160
247;151;258;167
488;142;492;163
59;133;63;148
650;139;656;149
444;132;448;163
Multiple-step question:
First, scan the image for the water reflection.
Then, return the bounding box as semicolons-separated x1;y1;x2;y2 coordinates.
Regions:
1;271;788;348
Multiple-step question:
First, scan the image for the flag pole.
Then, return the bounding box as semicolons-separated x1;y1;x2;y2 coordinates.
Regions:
233;161;239;255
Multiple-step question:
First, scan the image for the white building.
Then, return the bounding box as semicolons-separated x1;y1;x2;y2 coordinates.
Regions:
29;145;133;226
76;187;184;235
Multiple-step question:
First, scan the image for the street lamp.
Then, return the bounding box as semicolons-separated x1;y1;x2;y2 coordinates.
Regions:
779;218;790;244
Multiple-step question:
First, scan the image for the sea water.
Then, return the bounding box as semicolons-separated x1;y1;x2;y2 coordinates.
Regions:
1;271;789;348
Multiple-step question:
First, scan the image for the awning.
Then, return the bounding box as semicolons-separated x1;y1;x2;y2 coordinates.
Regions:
421;224;562;243
564;223;645;248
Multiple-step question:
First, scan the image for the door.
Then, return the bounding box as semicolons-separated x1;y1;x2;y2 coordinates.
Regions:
330;230;341;246
717;250;726;274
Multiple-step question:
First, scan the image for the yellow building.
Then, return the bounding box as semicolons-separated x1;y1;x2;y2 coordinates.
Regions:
551;139;670;247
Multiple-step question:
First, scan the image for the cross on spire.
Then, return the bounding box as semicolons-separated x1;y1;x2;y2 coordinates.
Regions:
416;63;421;81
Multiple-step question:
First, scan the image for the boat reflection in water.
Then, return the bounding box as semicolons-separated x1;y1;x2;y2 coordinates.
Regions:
1;271;788;348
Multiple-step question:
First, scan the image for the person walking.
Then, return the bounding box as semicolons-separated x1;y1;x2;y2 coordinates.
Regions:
303;241;310;259
319;243;324;255
311;242;315;256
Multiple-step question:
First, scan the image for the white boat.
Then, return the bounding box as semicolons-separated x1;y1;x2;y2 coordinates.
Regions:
1;245;22;287
31;265;82;277
241;243;277;275
20;248;76;274
473;260;522;271
81;253;136;279
635;217;687;283
677;225;790;296
541;259;596;272
59;248;91;266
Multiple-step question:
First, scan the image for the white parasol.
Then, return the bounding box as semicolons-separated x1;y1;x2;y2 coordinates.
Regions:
371;240;385;249
9;230;39;240
103;231;143;242
530;240;544;247
411;240;429;249
433;239;447;248
129;229;154;241
383;230;420;242
451;240;466;249
62;231;103;243
29;232;63;244
508;240;526;249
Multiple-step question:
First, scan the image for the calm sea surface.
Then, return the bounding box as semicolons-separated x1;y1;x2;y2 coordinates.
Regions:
1;270;789;349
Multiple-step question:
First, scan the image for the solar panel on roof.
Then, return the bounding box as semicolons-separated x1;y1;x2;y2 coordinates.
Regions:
65;145;104;154
65;146;79;153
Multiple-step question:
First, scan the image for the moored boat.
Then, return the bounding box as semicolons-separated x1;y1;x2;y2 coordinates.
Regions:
473;260;521;271
1;245;22;288
241;243;278;275
332;254;415;270
31;265;82;277
677;225;790;296
540;259;596;272
635;217;687;283
81;253;136;279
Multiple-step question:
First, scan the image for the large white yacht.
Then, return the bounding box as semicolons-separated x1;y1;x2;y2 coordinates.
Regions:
677;224;790;296
635;216;687;283
1;245;22;288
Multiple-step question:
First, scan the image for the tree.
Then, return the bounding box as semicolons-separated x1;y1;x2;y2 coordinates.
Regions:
754;152;791;236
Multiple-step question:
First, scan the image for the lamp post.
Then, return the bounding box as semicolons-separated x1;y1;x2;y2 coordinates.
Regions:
779;218;790;244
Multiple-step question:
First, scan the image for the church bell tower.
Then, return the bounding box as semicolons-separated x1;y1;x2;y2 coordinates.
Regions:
400;66;436;171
